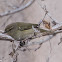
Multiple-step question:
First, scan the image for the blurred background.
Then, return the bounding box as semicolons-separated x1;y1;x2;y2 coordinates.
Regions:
0;0;62;62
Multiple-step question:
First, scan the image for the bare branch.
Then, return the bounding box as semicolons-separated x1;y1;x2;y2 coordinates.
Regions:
0;31;14;41
0;0;35;17
51;22;62;31
26;35;54;46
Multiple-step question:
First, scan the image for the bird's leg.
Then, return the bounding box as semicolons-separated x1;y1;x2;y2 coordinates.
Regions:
18;38;31;51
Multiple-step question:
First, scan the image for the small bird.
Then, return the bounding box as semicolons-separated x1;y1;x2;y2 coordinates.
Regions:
4;22;47;46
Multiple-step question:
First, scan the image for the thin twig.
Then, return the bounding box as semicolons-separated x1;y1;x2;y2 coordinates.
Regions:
37;2;58;24
46;37;52;62
38;5;48;26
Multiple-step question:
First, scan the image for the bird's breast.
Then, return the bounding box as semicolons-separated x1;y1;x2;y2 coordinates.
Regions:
7;29;35;41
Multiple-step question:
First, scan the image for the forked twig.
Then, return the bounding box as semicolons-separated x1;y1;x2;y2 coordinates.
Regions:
37;2;58;25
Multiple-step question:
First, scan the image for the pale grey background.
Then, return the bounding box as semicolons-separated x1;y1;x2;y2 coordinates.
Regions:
0;0;62;62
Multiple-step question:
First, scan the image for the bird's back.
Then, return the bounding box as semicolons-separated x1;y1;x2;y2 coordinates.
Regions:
5;22;38;33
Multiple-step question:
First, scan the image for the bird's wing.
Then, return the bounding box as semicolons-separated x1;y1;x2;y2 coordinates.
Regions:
5;23;15;33
16;22;38;31
5;22;38;32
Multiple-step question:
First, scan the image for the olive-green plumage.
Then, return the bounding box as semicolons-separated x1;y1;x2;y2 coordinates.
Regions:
5;22;47;41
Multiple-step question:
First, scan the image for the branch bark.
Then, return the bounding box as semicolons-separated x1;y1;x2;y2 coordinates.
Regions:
0;0;35;17
27;35;54;46
51;22;62;31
